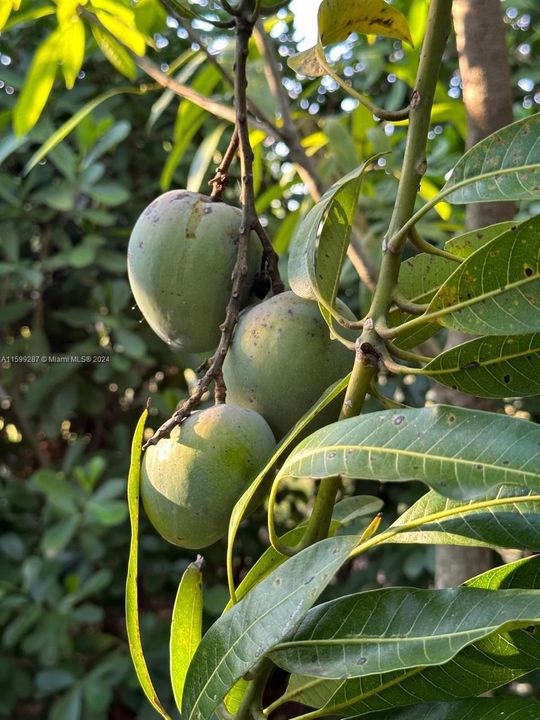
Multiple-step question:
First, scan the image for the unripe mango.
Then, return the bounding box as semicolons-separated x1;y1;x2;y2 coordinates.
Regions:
128;191;261;352
222;291;355;438
141;404;275;549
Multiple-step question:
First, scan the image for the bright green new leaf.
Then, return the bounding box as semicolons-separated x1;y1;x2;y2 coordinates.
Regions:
125;409;171;720
424;332;540;398
277;405;540;501
13;32;60;136
0;0;13;30
443;113;540;204
427;215;540;336
170;558;203;712
94;9;146;56
348;698;540;720
91;25;137;79
270;585;540;679
387;486;540;551
182;535;359;720
285;555;540;716
318;0;413;47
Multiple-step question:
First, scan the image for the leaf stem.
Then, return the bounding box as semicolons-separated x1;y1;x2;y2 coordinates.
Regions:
408;226;463;263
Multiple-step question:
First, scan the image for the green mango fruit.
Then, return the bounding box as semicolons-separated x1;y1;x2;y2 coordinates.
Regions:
128;190;261;352
141;404;275;549
222;291;355;439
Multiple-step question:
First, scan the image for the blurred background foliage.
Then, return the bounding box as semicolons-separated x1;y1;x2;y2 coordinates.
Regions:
0;0;539;717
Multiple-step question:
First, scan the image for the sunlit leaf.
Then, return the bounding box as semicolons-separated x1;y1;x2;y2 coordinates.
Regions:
13;32;60;136
318;0;413;47
170;558;203;712
387;486;540;551
125;409;171;720
59;18;85;90
91;25;137;80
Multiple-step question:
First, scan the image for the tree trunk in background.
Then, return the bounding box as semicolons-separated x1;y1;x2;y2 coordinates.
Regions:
435;0;514;588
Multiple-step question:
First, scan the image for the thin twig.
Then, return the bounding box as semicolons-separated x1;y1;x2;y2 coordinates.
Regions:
144;9;283;448
210;127;239;199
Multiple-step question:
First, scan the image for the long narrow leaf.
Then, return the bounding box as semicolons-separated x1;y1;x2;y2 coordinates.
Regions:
170;558;204;712
125;409;171;720
24;86;145;174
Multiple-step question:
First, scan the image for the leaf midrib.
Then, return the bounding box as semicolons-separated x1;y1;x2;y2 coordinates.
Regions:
283;443;538;484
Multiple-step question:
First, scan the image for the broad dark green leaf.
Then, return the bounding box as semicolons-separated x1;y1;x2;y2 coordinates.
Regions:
284;555;540;716
348;698;540;720
182;535;359;720
424;332;540;397
269;586;540;679
387;486;540;550
170;559;203;713
278;405;540;501
427;215;540;336
125;409;171;720
288;163;368;324
443;113;540;204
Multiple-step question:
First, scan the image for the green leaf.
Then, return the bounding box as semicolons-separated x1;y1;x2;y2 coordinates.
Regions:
443;113;540;204
318;0;413;46
227;373;350;599
170;559;203;713
332;496;384;525
445;221;516;258
24;86;142;174
187;123;227;193
288;162;369;324
270;584;540;679
91;25;137;80
348;698;540;720
59;18;85;90
13;32;60;136
82;120;131;169
427;216;540;336
41;517;79;557
225;520;342;610
424;332;540;398
0;0;13;30
182;535;359;720
49;685;82;720
386;486;540;551
285;555;540;716
277;405;540;501
288;45;327;78
125;409;171;720
93;8;146;55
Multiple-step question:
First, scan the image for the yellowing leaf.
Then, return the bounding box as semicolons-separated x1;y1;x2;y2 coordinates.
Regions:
60;18;86;89
13;32;60;136
318;0;413;47
94;8;146;55
91;25;137;80
0;1;13;30
419;176;451;221
288;45;326;78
